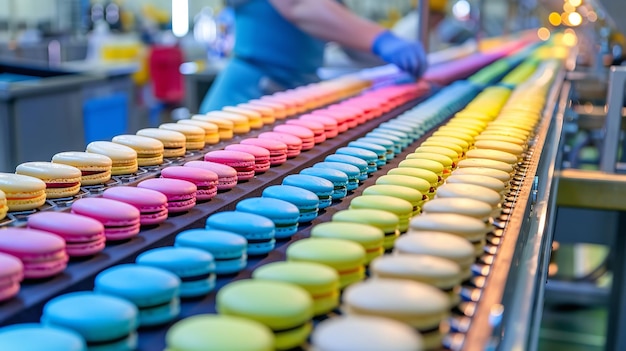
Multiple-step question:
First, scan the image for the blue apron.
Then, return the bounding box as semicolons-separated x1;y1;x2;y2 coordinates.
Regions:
200;0;326;113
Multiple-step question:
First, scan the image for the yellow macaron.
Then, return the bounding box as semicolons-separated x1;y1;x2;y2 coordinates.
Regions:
237;103;276;124
426;136;469;153
406;152;454;178
0;173;47;211
474;134;526;146
414;146;459;165
112;134;164;166
223;106;264;129
159;123;206;150
52;151;112;185
192;114;234;140
178;119;220;144
466;149;518;166
457;158;514;175
398;159;445;185
437;125;479;138
249;99;287;120
420;140;464;159
86;141;138;175
205;111;251;134
16;162;82;199
137;128;187;158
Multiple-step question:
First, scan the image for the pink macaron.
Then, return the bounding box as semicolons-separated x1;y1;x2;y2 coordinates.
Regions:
299;114;339;139
258;132;303;158
312;109;349;133
273;124;316;151
328;104;365;125
102;186;169;225
204;150;256;181
0;228;68;279
225;144;271;174
27;212;106;257
161;166;218;201
137;178;197;213
272;91;307;113
240;138;288;166
286;119;326;145
71;198;141;241
0;252;23;301
185;161;238;191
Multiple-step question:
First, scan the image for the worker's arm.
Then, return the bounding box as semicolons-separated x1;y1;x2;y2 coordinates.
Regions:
268;0;428;77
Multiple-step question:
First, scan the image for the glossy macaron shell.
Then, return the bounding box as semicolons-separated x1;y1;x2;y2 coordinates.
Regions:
102;186;169;225
262;185;320;223
86;141;138;175
161;166;218;201
324;154;369;181
52;151;113;185
204;150;256;181
175;229;247;275
0;252;23;301
313;162;361;191
236;197;300;239
71;197;141;240
184;161;238;191
273;125;315;150
205;211;276;255
0;173;47;211
240;138;288;166
111;134;165;166
282;174;334;209
225;144;271;173
138;178;198;213
16;162;82;199
0;227;68;279
300;167;349;200
136;128;187;158
0;323;87;351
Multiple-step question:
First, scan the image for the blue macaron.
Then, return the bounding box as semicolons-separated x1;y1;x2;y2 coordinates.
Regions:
175;229;247;275
365;132;404;154
348;141;388;166
136;247;216;298
41;291;139;351
282;174;334;209
378;121;419;140
236;197;300;239
205;211;276;255
300;167;348;200
324;154;369;181
369;128;411;148
262;185;320;223
313;162;360;191
356;137;396;160
94;264;181;327
0;324;87;351
335;147;379;174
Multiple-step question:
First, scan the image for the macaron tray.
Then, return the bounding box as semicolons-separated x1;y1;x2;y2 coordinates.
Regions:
0;40;565;351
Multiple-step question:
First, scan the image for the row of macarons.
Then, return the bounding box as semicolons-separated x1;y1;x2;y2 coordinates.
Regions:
0;82;425;221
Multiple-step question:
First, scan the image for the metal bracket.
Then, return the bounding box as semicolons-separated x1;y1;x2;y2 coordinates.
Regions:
600;66;626;172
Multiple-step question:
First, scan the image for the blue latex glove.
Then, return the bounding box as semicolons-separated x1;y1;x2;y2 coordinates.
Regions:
372;31;428;78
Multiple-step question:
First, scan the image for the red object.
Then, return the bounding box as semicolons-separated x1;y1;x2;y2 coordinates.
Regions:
149;45;185;104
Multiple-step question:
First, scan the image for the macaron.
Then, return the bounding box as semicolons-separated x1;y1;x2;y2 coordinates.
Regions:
137;247;216;298
137;178;198;213
161;166;218;201
185;161;238;191
205;211;275;255
312;109;348;133
300;167;348;200
249;99;287;119
371;254;462;303
387;167;439;191
137;128;187;158
415;145;459;165
262;185;320;223
349;194;411;237
311;315;424;351
102;186;169;226
192;114;235;140
0;190;7;220
216;279;313;350
426;136;469;153
466;149;518;166
436;183;502;213
432;129;474;147
286;119;326;144
299;114;338;139
223;106;264;129
225;144;271;174
166;315;274;351
446;174;506;196
41;291;139;350
348;141;388;167
378;122;419;140
16;162;82;199
451;167;512;187
236;197;300;239
311;222;384;264
335;147;378;174
313;162;360;191
406;152;454;178
261;95;298;116
376;174;433;201
240;138;288;167
438;125;479;138
205;111;251;134
178;119;220;144
395;233;475;279
324;154;369;181
0;252;23;302
237;102;275;124
204;150;256;182
27;212;106;257
0;173;46;211
456;158;514;174
0;323;86;351
362;184;424;217
410;213;488;255
52;151;112;186
258;132;302;158
282;174;334;209
356;137;396;160
332;209;400;250
71;197;141;241
175;229;247;275
273;125;315;151
287;238;366;289
253;261;340;316
371;128;411;148
421;140;464;159
398;159;444;185
159;123;206;150
86;141;138;175
342;278;449;349
0;228;67;279
422;197;492;222
94;264;181;326
366;131;405;154
474;133;526;146
112;134;164;166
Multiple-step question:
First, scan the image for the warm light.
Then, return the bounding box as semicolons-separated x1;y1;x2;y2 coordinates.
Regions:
587;11;598;22
568;0;582;7
561;12;570;25
562;31;578;47
172;0;189;37
568;12;583;26
548;12;562;26
537;27;551;41
563;2;576;12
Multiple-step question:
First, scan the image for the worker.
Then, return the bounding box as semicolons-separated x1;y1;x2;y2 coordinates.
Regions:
199;0;429;113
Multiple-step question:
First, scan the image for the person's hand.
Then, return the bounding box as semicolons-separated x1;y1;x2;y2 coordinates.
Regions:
372;31;428;78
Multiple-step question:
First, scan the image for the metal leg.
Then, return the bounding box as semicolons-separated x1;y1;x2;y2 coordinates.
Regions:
416;0;429;52
600;66;626;172
606;211;626;351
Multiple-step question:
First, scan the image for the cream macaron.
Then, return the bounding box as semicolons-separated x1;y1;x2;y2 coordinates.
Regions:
436;183;502;217
178;119;220;144
16;162;82;199
52;151;112;185
422;197;493;222
409;213;489;255
159;123;206;150
457;158;514;175
137;128;187;158
112;134;164;166
466;149;518;166
446;174;506;198
451;167;512;188
86;141;138;175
